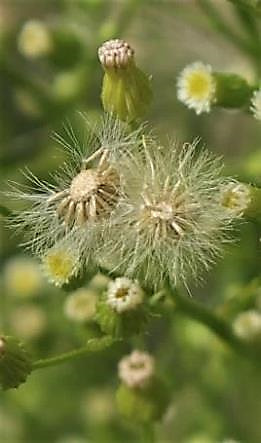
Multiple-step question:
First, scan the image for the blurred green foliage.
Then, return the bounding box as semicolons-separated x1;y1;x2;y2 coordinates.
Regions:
0;1;261;442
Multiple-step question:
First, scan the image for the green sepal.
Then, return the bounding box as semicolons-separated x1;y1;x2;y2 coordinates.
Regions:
95;294;149;338
101;64;152;122
214;72;253;108
116;377;170;424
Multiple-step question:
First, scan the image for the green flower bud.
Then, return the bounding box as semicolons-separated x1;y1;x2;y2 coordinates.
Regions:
98;39;152;122
95;278;148;337
214;72;253;108
0;336;32;390
95;295;148;338
116;378;169;424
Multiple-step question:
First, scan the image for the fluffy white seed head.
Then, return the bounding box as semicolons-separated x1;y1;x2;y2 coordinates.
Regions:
177;62;216;114
106;277;144;313
7;115;142;279
250;88;261;120
233;310;261;341
64;288;97;322
118;350;155;388
101;139;235;289
98;39;134;69
18;20;52;58
220;182;251;216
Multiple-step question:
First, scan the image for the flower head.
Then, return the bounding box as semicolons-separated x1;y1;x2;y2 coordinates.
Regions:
64;288;97;322
101;139;235;289
7;115;142;284
118;350;155;388
250;88;261;120
107;277;144;313
98;39;152;121
98;39;134;70
220;182;251;216
41;240;81;287
18;20;52;58
177;62;216;114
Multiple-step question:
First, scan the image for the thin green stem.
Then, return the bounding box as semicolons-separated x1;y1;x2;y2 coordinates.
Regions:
169;287;260;364
140;424;155;443
32;336;118;370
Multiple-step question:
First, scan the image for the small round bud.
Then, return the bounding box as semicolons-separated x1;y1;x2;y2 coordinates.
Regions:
98;39;134;70
18;20;52;59
233;310;261;343
118;350;155;388
64;288;97;323
0;336;32;390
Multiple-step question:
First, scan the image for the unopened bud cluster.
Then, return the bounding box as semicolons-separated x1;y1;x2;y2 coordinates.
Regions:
98;39;134;70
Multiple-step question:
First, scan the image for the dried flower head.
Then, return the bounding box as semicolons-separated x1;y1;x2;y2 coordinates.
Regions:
18;20;52;58
177;62;216;114
98;39;134;70
64;288;97;322
118;350;155;388
250;88;261;120
220;182;251;216
101;139;235;289
107;277;144;313
7;115;142;283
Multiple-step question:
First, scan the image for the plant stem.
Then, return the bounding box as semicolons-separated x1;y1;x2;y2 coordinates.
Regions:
32;336;118;370
141;424;155;443
170;287;259;364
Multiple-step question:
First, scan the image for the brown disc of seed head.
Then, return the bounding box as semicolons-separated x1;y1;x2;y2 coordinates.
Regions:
98;39;134;69
136;185;199;242
48;151;120;227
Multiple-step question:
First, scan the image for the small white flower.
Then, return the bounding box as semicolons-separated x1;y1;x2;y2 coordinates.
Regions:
177;62;216;114
118;350;155;388
18;20;52;58
107;277;144;313
233;310;261;341
220;182;251;216
64;288;97;322
250;88;261;120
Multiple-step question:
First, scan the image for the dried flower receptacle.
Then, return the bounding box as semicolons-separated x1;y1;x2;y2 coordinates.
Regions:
47;148;120;227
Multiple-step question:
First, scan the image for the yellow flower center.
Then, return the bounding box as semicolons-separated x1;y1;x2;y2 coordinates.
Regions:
44;250;75;284
187;71;213;100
